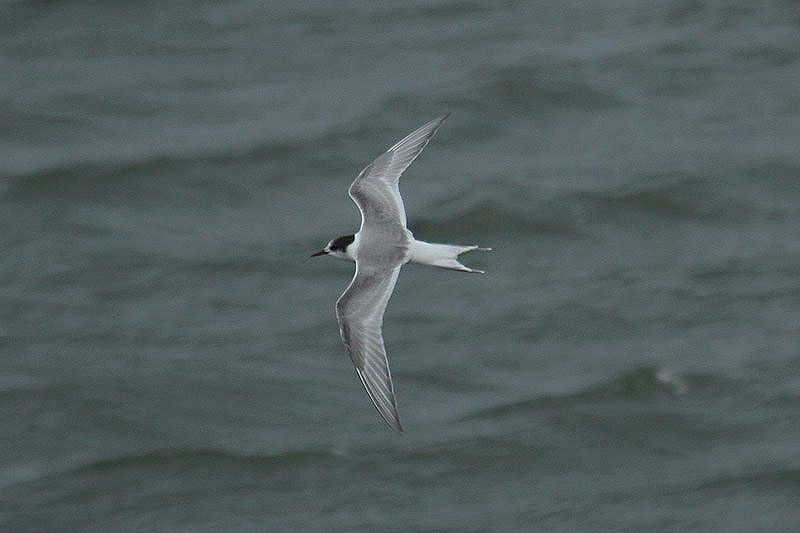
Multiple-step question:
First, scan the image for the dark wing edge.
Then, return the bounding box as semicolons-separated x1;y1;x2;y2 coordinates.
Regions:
382;112;450;172
348;114;450;228
335;265;404;434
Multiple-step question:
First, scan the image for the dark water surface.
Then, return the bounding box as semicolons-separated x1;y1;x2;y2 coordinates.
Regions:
2;1;800;531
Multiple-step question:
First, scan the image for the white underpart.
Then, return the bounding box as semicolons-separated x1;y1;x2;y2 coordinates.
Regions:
345;231;487;273
406;238;487;273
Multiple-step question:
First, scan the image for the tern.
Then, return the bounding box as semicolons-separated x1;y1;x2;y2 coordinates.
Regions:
312;114;490;434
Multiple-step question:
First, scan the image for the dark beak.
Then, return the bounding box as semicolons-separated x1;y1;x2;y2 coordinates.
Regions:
310;250;328;257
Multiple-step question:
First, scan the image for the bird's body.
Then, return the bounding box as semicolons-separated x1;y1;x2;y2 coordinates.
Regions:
312;114;489;433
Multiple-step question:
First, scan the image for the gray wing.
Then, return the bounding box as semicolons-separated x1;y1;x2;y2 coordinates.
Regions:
349;114;449;230
336;262;404;434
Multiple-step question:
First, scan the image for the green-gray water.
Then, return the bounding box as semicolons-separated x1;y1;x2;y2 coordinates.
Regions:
2;1;799;531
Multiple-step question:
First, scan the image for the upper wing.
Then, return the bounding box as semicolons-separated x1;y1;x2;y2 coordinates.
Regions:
335;262;404;434
349;114;449;230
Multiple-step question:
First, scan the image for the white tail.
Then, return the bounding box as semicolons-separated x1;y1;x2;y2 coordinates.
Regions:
407;240;491;273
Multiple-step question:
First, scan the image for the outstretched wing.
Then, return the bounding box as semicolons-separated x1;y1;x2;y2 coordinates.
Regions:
336;263;404;434
349;114;449;230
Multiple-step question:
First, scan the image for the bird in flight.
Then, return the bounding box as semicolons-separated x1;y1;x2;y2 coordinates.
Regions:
312;114;490;433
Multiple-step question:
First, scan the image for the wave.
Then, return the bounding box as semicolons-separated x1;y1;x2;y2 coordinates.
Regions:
0;123;346;201
465;366;707;421
413;200;584;239
1;446;340;491
474;64;629;116
76;447;336;474
575;171;740;222
696;467;800;492
410;177;591;239
407;166;764;240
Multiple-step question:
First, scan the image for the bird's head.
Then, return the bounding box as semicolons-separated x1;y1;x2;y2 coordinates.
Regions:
311;234;356;262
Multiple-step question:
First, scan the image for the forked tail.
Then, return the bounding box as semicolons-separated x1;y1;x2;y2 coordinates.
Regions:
407;240;492;273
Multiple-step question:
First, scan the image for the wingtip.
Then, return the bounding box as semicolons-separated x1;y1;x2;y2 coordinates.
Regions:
434;113;450;128
353;366;405;435
377;409;404;435
383;409;404;435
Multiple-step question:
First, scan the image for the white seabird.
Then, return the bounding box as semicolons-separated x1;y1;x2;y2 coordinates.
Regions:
312;114;490;433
